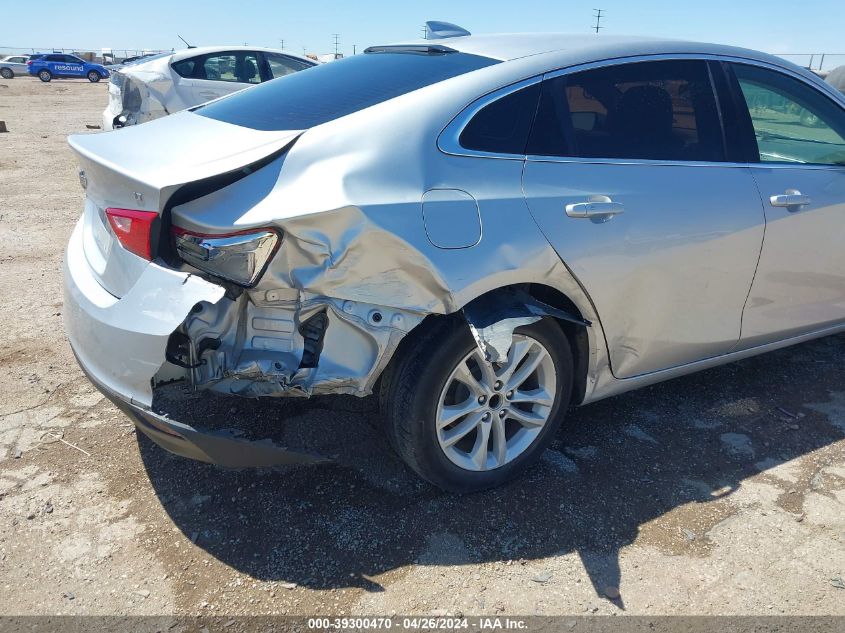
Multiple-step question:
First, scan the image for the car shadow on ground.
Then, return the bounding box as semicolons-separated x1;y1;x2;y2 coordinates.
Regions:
139;334;845;605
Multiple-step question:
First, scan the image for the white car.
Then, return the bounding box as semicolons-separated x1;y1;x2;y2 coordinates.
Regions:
102;46;316;130
0;55;30;79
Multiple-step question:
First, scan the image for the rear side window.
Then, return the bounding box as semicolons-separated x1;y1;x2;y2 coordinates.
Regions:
196;50;499;130
172;58;196;78
732;63;845;165
459;83;541;154
528;60;726;162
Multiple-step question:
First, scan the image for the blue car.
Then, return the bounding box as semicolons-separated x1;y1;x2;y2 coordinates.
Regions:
28;53;109;83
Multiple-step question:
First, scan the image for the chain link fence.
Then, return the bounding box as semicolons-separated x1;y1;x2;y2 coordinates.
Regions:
774;54;845;72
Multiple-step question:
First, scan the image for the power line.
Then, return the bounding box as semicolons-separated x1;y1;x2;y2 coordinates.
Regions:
593;9;605;34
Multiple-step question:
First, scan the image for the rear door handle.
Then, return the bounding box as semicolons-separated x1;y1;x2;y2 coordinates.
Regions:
198;91;221;99
770;189;811;209
566;197;625;220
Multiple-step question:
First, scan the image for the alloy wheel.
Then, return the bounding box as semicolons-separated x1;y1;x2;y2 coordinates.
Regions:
435;333;557;471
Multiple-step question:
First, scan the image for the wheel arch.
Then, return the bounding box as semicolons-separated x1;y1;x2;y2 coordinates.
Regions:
380;278;606;407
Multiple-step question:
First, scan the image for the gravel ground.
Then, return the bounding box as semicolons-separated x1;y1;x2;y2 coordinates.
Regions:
1;77;844;617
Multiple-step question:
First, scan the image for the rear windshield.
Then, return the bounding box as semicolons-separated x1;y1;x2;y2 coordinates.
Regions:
195;50;499;131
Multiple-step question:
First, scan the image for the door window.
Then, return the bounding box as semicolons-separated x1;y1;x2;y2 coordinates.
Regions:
527;60;726;162
264;53;313;79
732;63;845;165
197;52;261;84
200;54;237;81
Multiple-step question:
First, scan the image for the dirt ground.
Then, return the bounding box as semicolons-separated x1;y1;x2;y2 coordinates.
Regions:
1;77;844;618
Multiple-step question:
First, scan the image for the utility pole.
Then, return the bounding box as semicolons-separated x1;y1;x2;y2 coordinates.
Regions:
279;39;285;50
422;24;428;39
353;44;357;55
593;8;605;34
332;33;340;57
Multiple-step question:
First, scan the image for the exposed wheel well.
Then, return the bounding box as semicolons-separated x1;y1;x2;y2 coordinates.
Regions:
379;283;591;408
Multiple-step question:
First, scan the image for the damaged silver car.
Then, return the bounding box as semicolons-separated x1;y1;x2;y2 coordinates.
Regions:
102;46;315;130
65;29;845;492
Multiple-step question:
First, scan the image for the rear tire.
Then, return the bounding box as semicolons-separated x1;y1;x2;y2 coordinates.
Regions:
0;68;13;80
87;71;101;83
38;70;52;82
381;315;572;493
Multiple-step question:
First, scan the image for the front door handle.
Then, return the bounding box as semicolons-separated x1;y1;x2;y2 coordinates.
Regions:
566;196;625;220
770;189;811;209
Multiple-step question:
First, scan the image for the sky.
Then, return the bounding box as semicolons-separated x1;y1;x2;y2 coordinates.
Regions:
2;0;844;68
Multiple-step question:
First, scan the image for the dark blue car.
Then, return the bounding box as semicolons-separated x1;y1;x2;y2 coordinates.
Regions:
28;53;109;83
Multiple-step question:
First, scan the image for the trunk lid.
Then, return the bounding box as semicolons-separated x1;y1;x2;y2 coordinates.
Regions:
69;111;301;297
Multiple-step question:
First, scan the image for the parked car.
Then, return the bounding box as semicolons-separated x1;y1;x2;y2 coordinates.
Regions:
827;65;845;95
64;31;845;492
28;53;109;83
102;46;316;130
0;55;30;78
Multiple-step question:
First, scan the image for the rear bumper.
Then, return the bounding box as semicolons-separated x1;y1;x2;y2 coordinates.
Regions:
63;216;225;407
101;108;115;131
77;356;325;467
64;216;324;467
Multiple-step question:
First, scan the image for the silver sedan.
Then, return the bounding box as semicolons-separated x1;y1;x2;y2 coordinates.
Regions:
63;29;845;492
0;55;30;78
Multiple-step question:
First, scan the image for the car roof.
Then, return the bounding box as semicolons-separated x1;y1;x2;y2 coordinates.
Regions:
169;46;314;65
383;33;795;70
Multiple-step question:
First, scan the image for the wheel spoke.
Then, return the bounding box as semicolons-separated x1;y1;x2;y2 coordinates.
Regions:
453;359;487;396
441;411;484;448
505;347;546;391
491;416;507;467
496;339;533;385
510;387;554;408
472;348;497;390
506;406;547;428
469;419;492;470
438;395;484;429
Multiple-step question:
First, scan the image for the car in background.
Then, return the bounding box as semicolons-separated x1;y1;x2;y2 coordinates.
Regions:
827;65;845;94
103;46;316;130
0;55;30;78
28;53;110;83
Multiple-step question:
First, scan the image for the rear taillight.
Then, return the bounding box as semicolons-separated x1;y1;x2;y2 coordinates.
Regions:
105;208;157;260
26;60;33;65
172;227;280;287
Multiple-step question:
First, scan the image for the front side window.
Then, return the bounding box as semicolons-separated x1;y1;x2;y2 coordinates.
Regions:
528;60;726;162
732;63;845;165
264;53;313;79
459;83;541;154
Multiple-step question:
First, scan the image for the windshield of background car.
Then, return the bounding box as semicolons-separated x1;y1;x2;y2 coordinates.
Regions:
195;49;500;130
